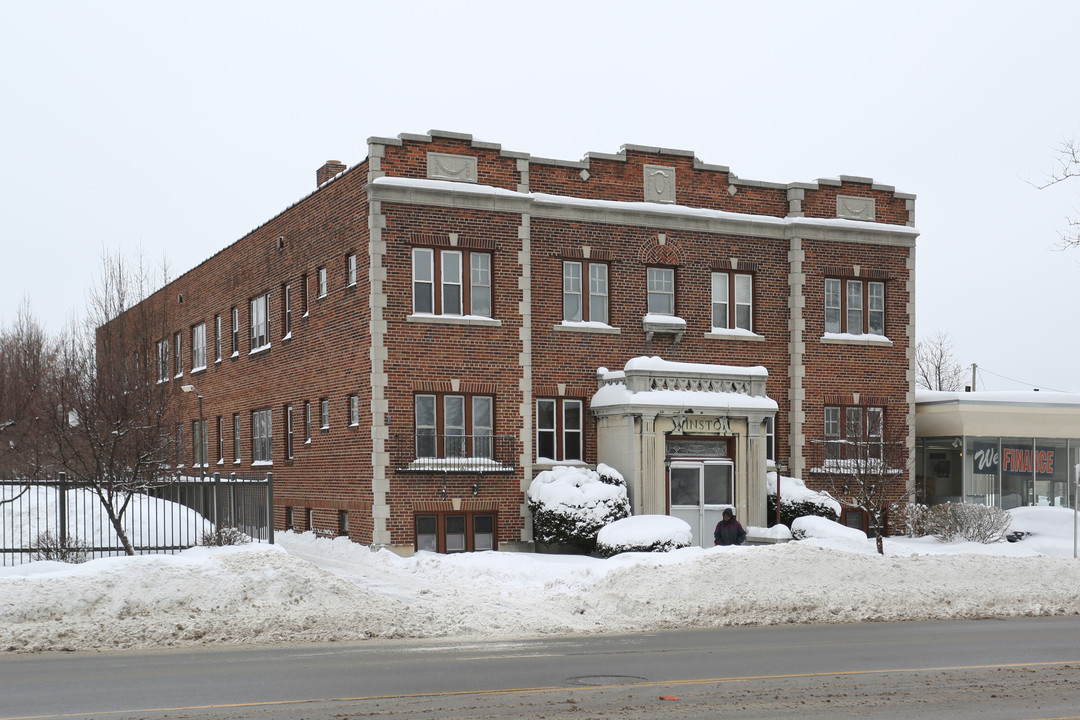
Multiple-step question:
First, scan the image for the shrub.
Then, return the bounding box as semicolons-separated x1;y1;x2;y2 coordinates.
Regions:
903;502;1011;544
528;464;630;553
594;515;692;557
200;525;251;546
768;495;840;528
33;531;89;564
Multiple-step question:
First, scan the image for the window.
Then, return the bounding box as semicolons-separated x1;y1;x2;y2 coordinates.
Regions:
285;405;294;459
252;408;272;463
646;267;675;315
231;307;239;356
300;274;309;316
563;261;608;324
214;315;222;363
711;272;753;331
216;416;224;464
318;267;327;298
304;401;312;443
824;405;884;466
192;418;208;468
156;339;170;383
411;247;493;317
414;394;494;459
825;278;885;336
191;323;207;371
347;253;357;287
283;284;292;337
173;332;182;377
233;413;241;463
349;395;359;426
320;399;329;430
765;416;775;464
415;512;496;553
536;398;583;462
250;294;269;350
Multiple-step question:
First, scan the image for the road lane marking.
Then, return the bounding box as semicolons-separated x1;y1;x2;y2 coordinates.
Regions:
4;659;1078;720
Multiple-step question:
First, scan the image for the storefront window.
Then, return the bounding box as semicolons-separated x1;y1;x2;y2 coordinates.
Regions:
921;438;962;505
1035;438;1068;507
1000;436;1032;509
965;437;1000;507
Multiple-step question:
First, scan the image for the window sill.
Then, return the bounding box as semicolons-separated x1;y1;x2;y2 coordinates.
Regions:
705;329;765;342
820;333;892;347
191;365;207;374
252;461;273;467
643;314;686;343
534;459;589;470
407;313;502;327
249;344;271;356
554;321;621;335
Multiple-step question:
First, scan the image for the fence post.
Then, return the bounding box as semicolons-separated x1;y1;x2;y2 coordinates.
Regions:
266;472;274;545
58;471;67;547
213;472;221;529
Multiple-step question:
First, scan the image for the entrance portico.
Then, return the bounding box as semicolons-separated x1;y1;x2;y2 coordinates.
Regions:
590;357;777;546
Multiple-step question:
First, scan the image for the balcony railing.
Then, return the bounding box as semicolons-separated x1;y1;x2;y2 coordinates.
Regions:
392;434;517;474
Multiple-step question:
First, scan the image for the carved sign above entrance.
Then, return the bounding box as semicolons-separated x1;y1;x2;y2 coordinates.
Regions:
671;415;731;434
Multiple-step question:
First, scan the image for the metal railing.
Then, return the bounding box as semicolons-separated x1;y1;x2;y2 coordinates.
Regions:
0;472;273;566
392;434;517;474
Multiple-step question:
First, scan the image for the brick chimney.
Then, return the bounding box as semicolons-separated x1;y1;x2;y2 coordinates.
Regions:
317;160;347;187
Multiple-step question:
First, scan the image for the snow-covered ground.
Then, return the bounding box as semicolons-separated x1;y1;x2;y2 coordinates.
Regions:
2;506;1080;653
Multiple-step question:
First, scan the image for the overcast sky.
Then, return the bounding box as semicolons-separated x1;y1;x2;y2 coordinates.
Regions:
2;1;1078;392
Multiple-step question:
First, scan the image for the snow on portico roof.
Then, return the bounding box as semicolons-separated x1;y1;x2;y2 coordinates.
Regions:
591;356;777;414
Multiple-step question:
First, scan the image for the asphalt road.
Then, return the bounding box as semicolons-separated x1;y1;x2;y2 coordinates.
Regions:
3;617;1080;720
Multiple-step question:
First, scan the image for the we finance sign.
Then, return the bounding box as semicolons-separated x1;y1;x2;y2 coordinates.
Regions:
972;442;1056;476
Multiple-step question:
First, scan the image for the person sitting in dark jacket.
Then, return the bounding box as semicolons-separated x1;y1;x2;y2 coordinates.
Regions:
714;508;747;546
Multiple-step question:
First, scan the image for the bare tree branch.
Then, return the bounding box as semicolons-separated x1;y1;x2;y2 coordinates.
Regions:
915;330;967;391
1033;137;1080;249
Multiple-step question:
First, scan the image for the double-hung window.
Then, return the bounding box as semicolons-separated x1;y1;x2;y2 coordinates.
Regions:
562;261;609;324
192;418;208;468
283;284;292;337
347;253;357;287
824;405;884;466
250;294;269;350
318;267;328;298
412;247;494;317
232;413;241;463
214;315;222;363
825;278;885;335
646;267;675;315
348;395;359;426
285;405;294;459
156;339;170;383
536;398;583;462
216;416;224;464
414;394;494;459
304;401;312;443
711;272;753;331
231;307;239;356
191;323;206;371
173;332;182;377
252;408;272;463
320;399;329;430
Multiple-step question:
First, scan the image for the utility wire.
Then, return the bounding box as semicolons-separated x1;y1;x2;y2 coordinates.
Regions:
975;365;1071;393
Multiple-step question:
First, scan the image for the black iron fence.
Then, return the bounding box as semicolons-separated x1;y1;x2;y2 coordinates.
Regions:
391;434;517;474
0;472;273;567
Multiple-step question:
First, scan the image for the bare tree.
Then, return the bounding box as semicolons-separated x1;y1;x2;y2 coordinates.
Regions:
42;250;179;555
1034;137;1080;249
0;299;52;493
813;409;915;555
915;330;966;391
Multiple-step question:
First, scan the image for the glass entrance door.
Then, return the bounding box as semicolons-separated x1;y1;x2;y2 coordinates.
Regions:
670;461;734;548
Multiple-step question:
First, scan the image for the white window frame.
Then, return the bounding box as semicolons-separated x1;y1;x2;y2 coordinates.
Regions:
192;418;208;468
191;323;207;371
411;247;493;318
646;267;675;316
231;307;240;357
825;278;886;336
285;404;294;460
250;294;269;351
349;394;359;426
318;267;328;298
536;398;583;462
214;315;222;363
252;408;272;464
413;393;495;459
283;284;292;337
304;400;312;443
347;253;357;287
711;272;753;331
173;332;182;378
233;413;242;464
320;398;329;430
156;339;170;383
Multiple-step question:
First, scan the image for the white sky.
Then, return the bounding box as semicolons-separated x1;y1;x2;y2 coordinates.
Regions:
3;1;1079;391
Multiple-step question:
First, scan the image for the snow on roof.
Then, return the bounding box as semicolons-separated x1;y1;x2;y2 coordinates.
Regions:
916;389;1080;408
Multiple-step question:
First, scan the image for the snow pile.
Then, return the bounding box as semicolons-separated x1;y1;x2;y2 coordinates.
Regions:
3;508;1080;653
768;471;841;515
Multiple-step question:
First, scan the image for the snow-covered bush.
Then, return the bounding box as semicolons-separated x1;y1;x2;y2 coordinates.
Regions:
791;515;867;542
200;525;251;547
766;472;840;527
528;464;630;552
32;531;89;564
595;515;692;557
904;502;1011;544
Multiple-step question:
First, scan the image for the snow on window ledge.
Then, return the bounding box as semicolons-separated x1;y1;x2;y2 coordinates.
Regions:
406;313;502;327
534;458;589;468
705;327;764;342
191;365;207;374
555;320;620;335
251;460;273;467
249;343;272;356
282;332;292;341
642;314;686;342
820;332;892;347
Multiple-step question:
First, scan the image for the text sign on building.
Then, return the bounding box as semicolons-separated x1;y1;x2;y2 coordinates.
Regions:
973;442;1056;476
672;415;731;434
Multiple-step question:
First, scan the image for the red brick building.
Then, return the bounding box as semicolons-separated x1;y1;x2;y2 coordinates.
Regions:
137;130;917;553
